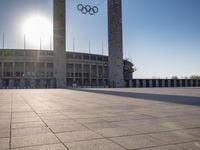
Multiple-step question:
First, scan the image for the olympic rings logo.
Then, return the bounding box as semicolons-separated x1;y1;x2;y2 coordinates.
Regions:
77;4;99;15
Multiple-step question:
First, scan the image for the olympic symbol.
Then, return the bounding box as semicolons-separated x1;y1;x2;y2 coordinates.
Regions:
77;4;99;15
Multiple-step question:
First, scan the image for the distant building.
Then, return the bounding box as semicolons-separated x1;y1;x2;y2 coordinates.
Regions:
0;49;134;88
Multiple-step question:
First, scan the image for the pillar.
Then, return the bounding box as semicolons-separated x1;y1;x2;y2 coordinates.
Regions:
149;80;153;87
89;65;92;87
44;63;47;78
108;0;125;87
50;79;55;88
20;79;25;88
162;80;165;87
34;63;37;77
174;79;177;87
0;79;2;88
143;80;146;88
40;79;45;88
30;79;35;88
156;80;159;87
96;65;99;86
168;80;171;87
136;80;140;88
23;62;26;77
53;0;66;88
185;79;188;87
102;65;105;87
12;62;15;77
81;64;84;86
73;63;75;82
196;80;198;87
9;79;14;89
191;79;194;87
2;62;4;77
180;80;182;87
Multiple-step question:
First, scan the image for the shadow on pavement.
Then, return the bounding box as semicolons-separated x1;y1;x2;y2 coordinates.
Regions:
72;88;200;106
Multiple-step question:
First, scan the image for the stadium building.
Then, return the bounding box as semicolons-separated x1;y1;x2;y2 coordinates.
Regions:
0;49;134;88
0;0;134;88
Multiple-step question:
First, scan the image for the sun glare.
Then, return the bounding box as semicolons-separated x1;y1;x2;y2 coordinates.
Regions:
22;15;53;48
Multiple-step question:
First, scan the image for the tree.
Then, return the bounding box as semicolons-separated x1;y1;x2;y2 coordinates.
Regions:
190;75;200;79
171;76;178;79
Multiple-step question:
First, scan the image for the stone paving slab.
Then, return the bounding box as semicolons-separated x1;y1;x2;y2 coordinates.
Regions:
176;141;200;150
110;134;166;149
140;145;183;150
0;88;200;150
56;130;103;143
12;127;51;137
11;133;60;149
149;130;199;144
65;139;126;150
12;144;67;150
0;138;9;150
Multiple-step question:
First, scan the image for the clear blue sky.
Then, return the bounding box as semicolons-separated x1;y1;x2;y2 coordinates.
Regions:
0;0;199;78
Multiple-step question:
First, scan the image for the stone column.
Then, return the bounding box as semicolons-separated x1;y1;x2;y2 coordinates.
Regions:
20;79;25;89
174;79;177;87
185;79;188;87
50;79;55;88
81;64;84;86
9;79;14;89
102;65;105;87
168;80;171;87
2;62;4;77
12;62;15;77
0;79;2;89
53;0;66;88
156;80;159;87
162;80;165;87
108;0;125;87
129;80;133;88
30;79;35;88
89;65;92;87
149;80;153;87
23;62;26;77
40;79;45;88
34;63;37;77
196;80;198;87
191;80;194;87
136;80;140;88
143;80;146;88
96;65;99;86
73;63;75;82
44;63;47;78
179;80;182;87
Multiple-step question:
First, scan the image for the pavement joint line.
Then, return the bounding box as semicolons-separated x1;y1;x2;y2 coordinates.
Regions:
62;137;105;144
28;94;129;150
148;132;200;145
130;140;200;150
10;143;66;150
50;125;200;140
19;95;70;150
9;92;13;150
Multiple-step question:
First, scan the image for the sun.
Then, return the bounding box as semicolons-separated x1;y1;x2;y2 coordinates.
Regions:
22;15;53;48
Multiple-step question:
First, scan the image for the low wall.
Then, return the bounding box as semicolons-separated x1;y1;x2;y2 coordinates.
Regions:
131;79;200;88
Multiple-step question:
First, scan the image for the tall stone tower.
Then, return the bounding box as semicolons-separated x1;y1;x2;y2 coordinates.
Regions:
53;0;66;88
108;0;125;87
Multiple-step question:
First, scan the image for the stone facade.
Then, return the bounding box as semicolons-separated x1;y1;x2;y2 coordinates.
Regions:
0;49;133;89
108;0;125;87
132;79;200;88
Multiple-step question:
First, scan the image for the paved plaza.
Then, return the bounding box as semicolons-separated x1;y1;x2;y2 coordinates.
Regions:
0;88;200;150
